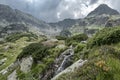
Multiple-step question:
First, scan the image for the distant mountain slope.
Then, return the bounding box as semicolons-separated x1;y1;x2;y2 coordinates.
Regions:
0;24;28;38
0;4;57;37
87;4;119;17
0;4;50;29
50;4;120;35
49;19;77;30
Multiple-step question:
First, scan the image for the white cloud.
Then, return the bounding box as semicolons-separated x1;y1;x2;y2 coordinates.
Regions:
57;12;61;19
0;0;120;22
26;0;33;3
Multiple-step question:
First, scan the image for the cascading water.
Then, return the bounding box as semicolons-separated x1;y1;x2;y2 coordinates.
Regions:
55;46;74;75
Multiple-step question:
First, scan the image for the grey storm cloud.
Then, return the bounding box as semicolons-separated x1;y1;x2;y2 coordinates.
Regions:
89;0;99;5
0;0;120;22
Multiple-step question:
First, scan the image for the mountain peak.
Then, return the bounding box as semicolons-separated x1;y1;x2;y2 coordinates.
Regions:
87;4;119;17
98;4;110;8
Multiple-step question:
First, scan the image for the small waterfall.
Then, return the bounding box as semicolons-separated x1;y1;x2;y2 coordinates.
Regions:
51;59;87;80
55;47;74;75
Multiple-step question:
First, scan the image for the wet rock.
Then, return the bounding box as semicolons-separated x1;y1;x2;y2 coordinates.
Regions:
55;47;74;75
51;59;87;80
40;47;74;80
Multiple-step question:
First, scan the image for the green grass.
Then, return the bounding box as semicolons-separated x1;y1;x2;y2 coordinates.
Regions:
0;35;43;80
56;44;120;80
5;32;38;42
16;39;67;80
88;26;120;48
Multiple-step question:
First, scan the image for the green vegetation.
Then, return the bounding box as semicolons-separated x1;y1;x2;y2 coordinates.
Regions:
56;27;120;80
73;43;86;61
17;41;66;79
5;32;38;42
17;43;50;63
0;32;44;80
56;33;88;47
57;44;120;80
56;36;67;40
88;27;120;48
66;33;88;46
1;25;120;80
56;33;88;62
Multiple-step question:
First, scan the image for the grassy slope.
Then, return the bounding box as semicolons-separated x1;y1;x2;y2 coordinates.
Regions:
1;26;120;80
56;44;120;80
16;39;67;80
56;27;120;80
0;36;42;79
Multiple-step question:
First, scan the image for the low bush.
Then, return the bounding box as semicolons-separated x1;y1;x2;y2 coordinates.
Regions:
56;36;67;40
17;43;50;63
5;32;38;42
66;33;88;46
88;27;120;48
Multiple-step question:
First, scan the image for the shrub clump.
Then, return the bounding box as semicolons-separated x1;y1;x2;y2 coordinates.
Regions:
17;43;50;63
66;33;88;46
56;36;67;40
88;27;120;48
5;32;38;42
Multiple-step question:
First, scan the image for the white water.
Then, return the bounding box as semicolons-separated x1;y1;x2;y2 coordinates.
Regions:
55;47;74;75
52;59;87;80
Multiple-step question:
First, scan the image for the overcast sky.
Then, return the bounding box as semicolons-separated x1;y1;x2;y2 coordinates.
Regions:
0;0;120;22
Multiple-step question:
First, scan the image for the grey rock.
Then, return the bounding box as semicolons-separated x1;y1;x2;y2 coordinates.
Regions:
20;56;33;73
7;70;17;80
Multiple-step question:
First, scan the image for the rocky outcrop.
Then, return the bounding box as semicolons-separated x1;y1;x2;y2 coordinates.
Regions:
20;56;33;73
0;61;19;75
7;70;17;80
86;15;110;26
0;24;28;38
51;59;87;80
0;56;33;79
105;19;120;27
49;19;77;30
40;47;74;80
55;48;74;75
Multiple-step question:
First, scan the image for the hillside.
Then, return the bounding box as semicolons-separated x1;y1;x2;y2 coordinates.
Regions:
0;4;50;29
1;25;120;80
53;27;120;80
0;3;120;80
87;4;119;17
0;4;59;37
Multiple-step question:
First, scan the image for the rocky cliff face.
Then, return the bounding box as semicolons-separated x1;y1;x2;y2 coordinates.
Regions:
105;18;120;27
49;19;77;30
0;24;28;38
87;4;119;17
